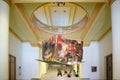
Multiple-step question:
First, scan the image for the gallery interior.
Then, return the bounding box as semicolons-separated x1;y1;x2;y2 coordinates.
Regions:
0;0;120;80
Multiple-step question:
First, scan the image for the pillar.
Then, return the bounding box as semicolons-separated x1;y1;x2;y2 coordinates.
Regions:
79;63;82;79
0;0;9;80
111;0;120;79
39;48;47;78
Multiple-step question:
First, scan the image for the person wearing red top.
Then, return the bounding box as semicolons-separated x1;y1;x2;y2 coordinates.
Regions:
67;41;72;53
57;35;62;57
57;35;62;50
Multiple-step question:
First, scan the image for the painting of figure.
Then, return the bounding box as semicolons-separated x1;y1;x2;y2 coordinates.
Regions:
42;35;83;63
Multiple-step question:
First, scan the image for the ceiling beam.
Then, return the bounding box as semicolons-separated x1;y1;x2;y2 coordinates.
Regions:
98;27;111;41
44;7;49;25
30;42;42;48
81;3;106;41
83;42;90;47
9;28;23;42
13;0;105;3
15;4;39;41
49;7;53;26
105;0;116;6
72;7;76;25
45;7;51;26
68;7;72;25
68;7;76;26
4;0;13;7
90;15;107;41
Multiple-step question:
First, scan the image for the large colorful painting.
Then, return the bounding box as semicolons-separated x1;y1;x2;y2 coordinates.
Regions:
42;35;83;64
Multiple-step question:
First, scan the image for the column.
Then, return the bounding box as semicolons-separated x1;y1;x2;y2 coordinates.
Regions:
39;48;47;78
79;63;82;79
111;0;120;79
0;0;9;80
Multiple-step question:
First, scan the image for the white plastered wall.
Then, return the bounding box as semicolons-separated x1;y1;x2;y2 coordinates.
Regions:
21;43;39;80
82;42;99;79
99;31;112;79
9;32;22;79
9;32;40;79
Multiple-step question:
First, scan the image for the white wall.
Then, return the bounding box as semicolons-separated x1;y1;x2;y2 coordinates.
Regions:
99;31;112;79
82;31;112;79
111;0;120;79
21;43;40;80
9;32;22;79
9;32;40;79
82;42;99;79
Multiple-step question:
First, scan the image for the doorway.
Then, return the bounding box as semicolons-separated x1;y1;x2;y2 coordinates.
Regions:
106;54;112;80
9;55;16;80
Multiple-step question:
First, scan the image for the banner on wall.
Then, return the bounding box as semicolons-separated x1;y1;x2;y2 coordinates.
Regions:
42;35;83;65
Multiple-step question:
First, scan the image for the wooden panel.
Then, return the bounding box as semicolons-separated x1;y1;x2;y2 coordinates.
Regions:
106;54;113;80
9;55;16;80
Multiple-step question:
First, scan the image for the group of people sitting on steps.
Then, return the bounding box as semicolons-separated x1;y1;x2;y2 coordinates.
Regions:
57;69;79;78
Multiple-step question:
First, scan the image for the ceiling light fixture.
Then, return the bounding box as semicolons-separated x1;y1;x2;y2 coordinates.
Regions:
56;2;65;6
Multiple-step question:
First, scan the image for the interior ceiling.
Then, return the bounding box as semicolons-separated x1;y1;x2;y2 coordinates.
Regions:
9;0;112;46
32;3;89;34
33;3;87;27
13;0;106;3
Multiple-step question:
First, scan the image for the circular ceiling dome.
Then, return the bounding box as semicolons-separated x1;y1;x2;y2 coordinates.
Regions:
32;2;89;34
